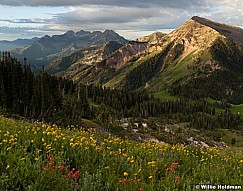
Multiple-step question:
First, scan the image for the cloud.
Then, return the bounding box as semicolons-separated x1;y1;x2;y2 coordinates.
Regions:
0;26;64;40
0;0;207;8
0;1;217;40
200;0;243;27
0;0;242;41
40;5;191;36
0;18;49;24
55;6;158;24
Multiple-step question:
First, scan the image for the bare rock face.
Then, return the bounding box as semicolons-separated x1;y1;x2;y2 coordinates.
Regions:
103;41;148;70
137;32;166;42
47;41;123;74
136;32;167;52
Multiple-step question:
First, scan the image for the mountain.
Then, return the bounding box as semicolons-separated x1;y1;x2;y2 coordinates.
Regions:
0;37;39;51
191;16;243;46
47;41;123;75
137;16;243;103
10;30;128;68
49;16;243;103
123;16;243;103
136;31;167;52
54;40;150;85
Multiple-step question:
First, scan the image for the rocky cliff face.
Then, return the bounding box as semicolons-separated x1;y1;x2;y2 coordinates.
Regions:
101;41;148;70
136;32;167;52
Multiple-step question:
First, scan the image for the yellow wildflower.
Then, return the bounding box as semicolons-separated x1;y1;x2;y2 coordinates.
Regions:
124;172;128;177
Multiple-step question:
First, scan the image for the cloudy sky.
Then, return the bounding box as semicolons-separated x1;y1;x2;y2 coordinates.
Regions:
0;0;242;40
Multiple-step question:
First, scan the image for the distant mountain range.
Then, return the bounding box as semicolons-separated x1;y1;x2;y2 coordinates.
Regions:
10;30;128;68
0;37;39;51
46;16;243;103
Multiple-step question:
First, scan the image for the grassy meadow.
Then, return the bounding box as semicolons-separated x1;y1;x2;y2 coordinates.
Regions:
0;116;243;190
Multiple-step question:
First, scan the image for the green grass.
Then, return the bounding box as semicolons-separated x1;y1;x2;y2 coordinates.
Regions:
88;98;99;108
230;104;243;118
205;98;243;117
205;98;216;104
220;129;243;147
148;51;196;91
105;51;162;88
153;91;178;101
81;118;102;129
1;116;243;190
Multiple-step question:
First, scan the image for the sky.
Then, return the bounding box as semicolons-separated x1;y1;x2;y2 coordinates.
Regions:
0;0;242;41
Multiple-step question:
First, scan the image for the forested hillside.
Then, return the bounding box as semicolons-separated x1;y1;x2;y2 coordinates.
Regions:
1;52;242;135
0;52;90;124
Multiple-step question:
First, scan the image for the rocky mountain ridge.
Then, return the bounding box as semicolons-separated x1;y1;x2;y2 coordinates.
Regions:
10;29;128;67
47;41;123;75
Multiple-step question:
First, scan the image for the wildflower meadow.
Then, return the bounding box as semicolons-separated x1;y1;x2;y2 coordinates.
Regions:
0;116;243;190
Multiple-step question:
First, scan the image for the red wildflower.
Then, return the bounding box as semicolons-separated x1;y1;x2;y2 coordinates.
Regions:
71;168;76;172
62;175;67;179
74;171;79;180
50;162;56;169
119;180;123;184
177;176;181;184
136;178;142;184
166;167;172;172
172;162;179;168
139;188;143;191
46;155;51;161
69;171;74;178
60;165;65;172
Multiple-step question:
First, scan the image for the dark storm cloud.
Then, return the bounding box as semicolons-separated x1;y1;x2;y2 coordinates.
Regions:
0;0;207;8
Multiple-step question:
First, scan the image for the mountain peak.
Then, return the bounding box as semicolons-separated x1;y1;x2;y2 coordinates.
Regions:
76;30;91;36
103;30;118;36
103;29;115;33
191;16;225;27
191;16;243;45
64;30;75;36
97;30;128;44
191;16;205;21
